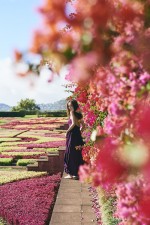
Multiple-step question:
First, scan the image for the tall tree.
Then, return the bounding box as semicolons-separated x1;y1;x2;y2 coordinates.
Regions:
12;98;40;111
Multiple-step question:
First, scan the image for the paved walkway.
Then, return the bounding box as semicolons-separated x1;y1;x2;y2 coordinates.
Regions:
50;173;98;225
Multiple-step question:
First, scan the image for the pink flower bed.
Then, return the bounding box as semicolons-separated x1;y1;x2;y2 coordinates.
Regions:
20;137;38;142
1;126;56;131
0;173;61;225
3;149;46;152
44;133;65;138
19;141;66;149
0;155;15;159
0;153;47;159
0;119;65;130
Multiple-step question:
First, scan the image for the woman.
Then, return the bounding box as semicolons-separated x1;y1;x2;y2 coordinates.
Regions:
64;99;85;179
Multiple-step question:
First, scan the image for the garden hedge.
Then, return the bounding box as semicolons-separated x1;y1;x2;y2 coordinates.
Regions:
0;111;25;117
38;110;67;117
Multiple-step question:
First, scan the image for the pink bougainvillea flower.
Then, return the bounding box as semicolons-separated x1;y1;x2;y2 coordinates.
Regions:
95;137;126;186
133;103;150;142
78;164;91;183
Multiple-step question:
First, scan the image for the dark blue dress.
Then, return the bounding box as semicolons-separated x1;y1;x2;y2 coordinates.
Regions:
64;119;84;176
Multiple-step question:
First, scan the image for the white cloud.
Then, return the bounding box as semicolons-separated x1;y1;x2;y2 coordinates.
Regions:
0;58;70;106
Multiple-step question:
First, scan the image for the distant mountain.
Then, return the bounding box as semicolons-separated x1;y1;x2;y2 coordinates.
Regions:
0;99;67;112
38;99;67;111
0;103;11;111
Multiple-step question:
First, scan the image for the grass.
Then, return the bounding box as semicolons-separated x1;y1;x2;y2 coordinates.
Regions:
46;148;59;152
2;152;45;157
0;146;27;152
16;159;36;166
0;142;29;147
24;115;38;118
0;118;9;124
0;138;21;142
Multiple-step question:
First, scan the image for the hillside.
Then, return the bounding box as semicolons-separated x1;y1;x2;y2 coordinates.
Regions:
38;99;67;111
0;99;67;112
0;103;11;111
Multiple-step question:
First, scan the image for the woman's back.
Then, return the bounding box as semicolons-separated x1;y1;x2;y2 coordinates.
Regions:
70;113;83;128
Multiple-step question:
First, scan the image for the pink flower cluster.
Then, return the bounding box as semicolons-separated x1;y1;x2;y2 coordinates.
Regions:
115;179;150;225
0;174;61;225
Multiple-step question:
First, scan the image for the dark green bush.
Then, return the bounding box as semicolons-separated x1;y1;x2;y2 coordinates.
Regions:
38;110;67;117
17;159;36;166
0;111;25;117
0;158;13;166
23;110;39;115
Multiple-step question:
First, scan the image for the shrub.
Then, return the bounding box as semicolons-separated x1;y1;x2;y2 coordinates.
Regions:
0;158;13;166
38;110;67;117
16;159;36;166
0;111;25;117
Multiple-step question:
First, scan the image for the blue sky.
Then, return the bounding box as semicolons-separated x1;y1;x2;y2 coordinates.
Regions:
0;0;69;106
0;0;41;59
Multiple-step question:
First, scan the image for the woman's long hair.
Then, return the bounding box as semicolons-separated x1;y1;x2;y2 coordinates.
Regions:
67;99;83;120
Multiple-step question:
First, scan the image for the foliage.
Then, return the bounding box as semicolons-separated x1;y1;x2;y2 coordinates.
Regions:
16;159;36;166
0;111;25;117
0;138;21;142
0;217;9;225
1;152;46;159
0;158;13;166
46;148;58;152
11;98;40;112
38;110;67;117
97;187;120;225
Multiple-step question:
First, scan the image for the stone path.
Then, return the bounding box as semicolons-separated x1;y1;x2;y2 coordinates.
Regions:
50;172;98;225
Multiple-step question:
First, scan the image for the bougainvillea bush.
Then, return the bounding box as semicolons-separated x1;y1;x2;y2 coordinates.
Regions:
16;0;150;224
0;173;61;225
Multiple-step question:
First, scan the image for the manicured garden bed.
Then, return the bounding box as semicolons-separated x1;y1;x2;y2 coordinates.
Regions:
0;172;61;225
0;158;14;166
0;117;65;224
0;117;67;166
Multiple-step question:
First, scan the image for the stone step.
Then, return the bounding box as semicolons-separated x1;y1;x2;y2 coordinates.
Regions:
27;146;66;174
